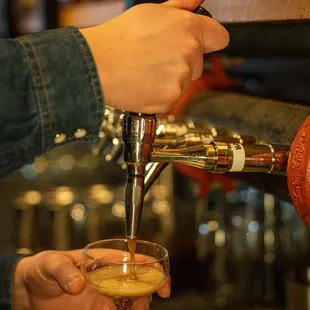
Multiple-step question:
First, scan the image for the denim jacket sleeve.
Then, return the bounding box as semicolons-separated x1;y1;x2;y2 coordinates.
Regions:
0;27;104;308
0;254;24;310
0;26;104;178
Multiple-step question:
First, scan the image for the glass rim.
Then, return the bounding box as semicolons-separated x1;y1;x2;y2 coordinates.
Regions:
83;239;169;265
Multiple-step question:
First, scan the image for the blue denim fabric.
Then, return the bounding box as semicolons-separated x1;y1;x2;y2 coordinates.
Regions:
0;26;104;308
0;254;24;310
0;26;104;178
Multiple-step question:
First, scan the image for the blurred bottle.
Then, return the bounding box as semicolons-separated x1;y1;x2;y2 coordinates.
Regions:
10;0;126;37
10;0;46;36
58;0;124;28
0;0;10;38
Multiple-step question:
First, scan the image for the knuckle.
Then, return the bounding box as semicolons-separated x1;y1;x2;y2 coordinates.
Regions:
179;37;200;59
179;62;191;78
186;39;200;57
54;262;71;276
36;250;56;260
183;37;200;60
37;251;70;273
132;3;156;15
163;85;182;105
46;251;59;261
182;12;199;31
42;250;56;256
160;104;173;114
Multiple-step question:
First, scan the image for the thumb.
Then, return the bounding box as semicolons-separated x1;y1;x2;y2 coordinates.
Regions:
163;0;229;53
43;253;86;295
162;0;204;11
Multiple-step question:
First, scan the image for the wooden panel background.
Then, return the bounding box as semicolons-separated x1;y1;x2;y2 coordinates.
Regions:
202;0;310;23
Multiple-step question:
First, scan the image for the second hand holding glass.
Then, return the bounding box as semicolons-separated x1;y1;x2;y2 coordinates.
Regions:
81;239;169;310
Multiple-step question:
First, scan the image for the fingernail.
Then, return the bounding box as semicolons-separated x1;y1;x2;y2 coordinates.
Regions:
66;275;82;290
163;288;171;298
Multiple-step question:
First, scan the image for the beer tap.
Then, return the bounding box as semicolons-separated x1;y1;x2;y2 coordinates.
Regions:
92;8;309;239
122;115;290;239
92;103;291;241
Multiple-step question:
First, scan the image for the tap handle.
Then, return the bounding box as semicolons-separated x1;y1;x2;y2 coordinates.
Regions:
193;6;213;18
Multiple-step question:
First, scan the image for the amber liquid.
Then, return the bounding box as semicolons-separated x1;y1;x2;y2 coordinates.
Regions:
127;238;137;279
86;265;165;298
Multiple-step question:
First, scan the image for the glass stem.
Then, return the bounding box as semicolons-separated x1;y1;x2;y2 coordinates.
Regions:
114;298;133;310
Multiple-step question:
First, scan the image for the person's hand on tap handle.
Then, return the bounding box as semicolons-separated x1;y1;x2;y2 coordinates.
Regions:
80;0;229;114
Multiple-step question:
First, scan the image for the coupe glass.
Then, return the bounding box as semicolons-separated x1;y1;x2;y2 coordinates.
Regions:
81;239;169;310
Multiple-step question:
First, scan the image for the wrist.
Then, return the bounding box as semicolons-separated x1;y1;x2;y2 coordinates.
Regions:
12;257;32;310
79;26;115;109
